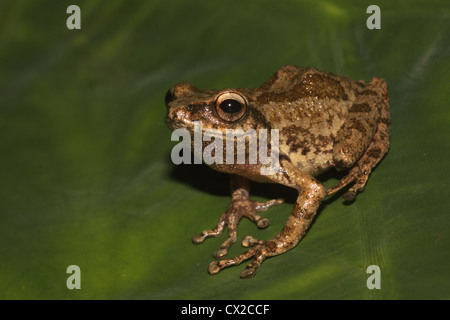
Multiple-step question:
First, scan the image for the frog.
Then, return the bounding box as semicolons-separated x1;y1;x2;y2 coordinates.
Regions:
165;65;390;278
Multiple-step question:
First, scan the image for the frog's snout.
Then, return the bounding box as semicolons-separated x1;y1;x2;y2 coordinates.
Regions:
165;102;188;132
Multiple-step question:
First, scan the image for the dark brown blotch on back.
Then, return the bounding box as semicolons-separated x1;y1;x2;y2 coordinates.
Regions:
348;119;367;135
366;147;382;159
349;102;371;113
360;89;378;96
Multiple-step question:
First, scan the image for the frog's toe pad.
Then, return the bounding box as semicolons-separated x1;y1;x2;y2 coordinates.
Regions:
256;218;270;228
213;248;228;259
208;261;221;275
342;190;357;201
192;234;206;244
240;266;257;279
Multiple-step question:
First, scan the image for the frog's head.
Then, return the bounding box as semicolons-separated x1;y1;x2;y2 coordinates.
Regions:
165;82;270;134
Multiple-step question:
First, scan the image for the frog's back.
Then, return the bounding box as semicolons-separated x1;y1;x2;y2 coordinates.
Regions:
253;65;359;176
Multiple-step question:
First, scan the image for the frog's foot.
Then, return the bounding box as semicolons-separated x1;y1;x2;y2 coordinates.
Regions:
326;165;368;201
208;239;280;279
341;166;370;201
192;198;283;259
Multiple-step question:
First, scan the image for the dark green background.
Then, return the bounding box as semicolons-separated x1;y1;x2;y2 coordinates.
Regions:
0;0;449;299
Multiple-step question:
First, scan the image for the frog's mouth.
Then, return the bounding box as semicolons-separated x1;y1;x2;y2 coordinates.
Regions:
165;106;187;131
165;112;178;131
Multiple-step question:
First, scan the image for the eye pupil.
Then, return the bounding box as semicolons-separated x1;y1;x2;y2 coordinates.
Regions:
220;99;242;114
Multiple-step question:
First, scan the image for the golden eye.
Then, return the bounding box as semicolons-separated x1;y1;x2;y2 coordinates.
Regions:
215;92;247;122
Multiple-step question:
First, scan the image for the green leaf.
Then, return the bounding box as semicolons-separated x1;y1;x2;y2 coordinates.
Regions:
0;0;449;299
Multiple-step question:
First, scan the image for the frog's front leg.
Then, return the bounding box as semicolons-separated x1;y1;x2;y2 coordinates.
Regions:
209;161;326;278
192;175;283;259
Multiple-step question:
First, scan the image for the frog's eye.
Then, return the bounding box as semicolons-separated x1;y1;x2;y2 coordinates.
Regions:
215;92;247;122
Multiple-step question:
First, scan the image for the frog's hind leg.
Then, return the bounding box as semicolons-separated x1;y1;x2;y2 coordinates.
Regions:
328;78;390;200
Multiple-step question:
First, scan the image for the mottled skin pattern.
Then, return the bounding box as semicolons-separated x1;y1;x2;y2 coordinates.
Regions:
165;65;390;278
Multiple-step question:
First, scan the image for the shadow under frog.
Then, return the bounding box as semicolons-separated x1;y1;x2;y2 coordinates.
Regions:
169;157;348;205
165;65;390;278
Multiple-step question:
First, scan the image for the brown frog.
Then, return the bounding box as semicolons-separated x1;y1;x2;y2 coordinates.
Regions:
165;65;390;278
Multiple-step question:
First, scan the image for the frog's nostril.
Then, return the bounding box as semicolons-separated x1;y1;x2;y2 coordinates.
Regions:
165;88;175;108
